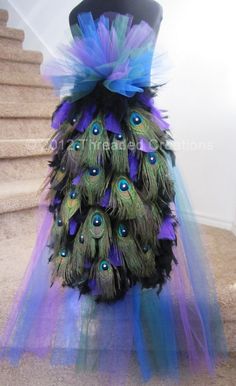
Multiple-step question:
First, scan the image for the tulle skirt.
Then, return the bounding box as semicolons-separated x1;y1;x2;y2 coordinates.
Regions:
0;159;227;386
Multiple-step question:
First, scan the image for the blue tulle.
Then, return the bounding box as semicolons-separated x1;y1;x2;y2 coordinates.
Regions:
42;12;156;100
168;160;228;362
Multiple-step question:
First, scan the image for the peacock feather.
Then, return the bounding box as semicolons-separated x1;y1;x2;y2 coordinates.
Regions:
110;133;129;174
62;114;110;173
155;152;175;202
50;247;71;287
127;107;165;145
75;208;113;260
50;165;67;190
71;226;88;276
60;185;81;227
79;166;106;205
115;223;156;278
48;121;75;150
109;176;146;220
49;215;66;255
89;259;121;301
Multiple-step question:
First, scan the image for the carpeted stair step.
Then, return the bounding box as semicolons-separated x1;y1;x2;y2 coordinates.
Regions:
0;101;55;118
0;9;8;27
0;138;50;158
0;45;43;65
0;178;42;215
0;71;56;102
0;11;52;259
0;71;49;88
0;26;24;49
0;85;55;103
0;58;41;74
0;118;52;139
0;155;50;182
0;207;38;241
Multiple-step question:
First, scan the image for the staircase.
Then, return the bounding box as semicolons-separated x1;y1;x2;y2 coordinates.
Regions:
0;9;57;242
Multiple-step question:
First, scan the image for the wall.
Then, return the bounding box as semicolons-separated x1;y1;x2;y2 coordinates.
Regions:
157;0;236;230
0;0;79;58
1;0;236;231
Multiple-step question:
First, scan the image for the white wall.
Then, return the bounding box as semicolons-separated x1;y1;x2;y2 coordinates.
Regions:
0;0;79;58
1;0;236;231
157;0;236;230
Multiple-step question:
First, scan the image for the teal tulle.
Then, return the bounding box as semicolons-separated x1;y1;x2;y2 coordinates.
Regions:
42;12;156;100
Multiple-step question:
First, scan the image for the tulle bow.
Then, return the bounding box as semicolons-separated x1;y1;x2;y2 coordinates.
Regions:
42;12;156;100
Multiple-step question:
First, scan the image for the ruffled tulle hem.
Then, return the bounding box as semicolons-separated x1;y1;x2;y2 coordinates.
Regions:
0;161;228;385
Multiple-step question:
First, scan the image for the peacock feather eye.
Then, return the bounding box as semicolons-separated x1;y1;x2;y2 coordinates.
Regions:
91;122;101;135
99;259;110;271
118;178;130;192
79;235;84;244
92;213;103;227
147;152;157;165
69;191;77;200
115;133;124;141
130;111;143;126
60;249;67;257
72;113;79;124
142;244;150;253
89;167;99;176
73;140;81;151
118;224;128;237
57;217;63;227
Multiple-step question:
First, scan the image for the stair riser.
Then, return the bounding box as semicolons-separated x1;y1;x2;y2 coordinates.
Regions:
0;139;51;158
0;156;50;181
0;26;24;40
0;47;43;65
0;118;52;139
0;102;55;118
0;207;39;240
0;84;55;102
0;188;41;214
0;60;40;74
0;38;22;49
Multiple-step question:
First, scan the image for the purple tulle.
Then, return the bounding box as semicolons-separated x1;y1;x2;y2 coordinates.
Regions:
138;93;170;131
75;105;96;132
72;173;82;185
109;245;123;266
52;100;71;129
0;180;227;385
128;152;139;180
53;196;62;205
69;219;78;236
100;188;111;207
139;137;156;152
158;216;176;241
42;12;156;100
104;113;122;134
